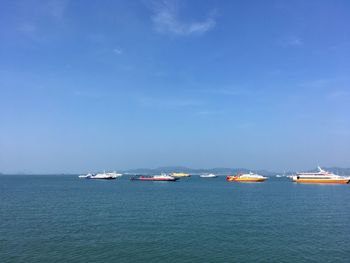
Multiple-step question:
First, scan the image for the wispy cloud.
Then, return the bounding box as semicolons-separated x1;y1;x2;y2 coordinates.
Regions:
207;87;254;96
301;78;332;89
19;23;37;35
193;109;224;117
300;77;350;100
73;90;107;99
328;90;350;99
329;41;350;51
151;1;216;36
113;48;123;55
300;77;349;90
280;36;303;47
46;0;69;20
17;0;69;39
137;95;203;109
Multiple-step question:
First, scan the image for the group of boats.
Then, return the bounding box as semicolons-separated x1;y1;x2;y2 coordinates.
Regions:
129;172;219;181
78;167;350;184
78;172;191;181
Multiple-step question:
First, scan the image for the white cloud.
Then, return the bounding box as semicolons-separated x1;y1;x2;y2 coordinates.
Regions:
151;1;216;36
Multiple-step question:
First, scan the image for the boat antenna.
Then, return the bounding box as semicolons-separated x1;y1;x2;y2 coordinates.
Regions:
317;165;324;172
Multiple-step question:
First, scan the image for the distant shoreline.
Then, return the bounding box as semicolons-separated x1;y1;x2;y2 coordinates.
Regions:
1;166;350;176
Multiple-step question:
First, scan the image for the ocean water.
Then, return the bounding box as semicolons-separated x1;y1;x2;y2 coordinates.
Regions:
1;175;349;263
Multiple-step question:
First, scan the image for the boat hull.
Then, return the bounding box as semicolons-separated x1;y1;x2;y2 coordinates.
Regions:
226;176;266;182
89;177;117;180
171;173;191;177
293;179;349;184
131;177;179;182
79;176;117;180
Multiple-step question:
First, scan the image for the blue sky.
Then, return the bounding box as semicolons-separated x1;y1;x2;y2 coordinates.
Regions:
1;0;349;173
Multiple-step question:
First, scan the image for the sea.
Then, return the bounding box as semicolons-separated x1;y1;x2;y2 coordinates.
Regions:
1;175;349;263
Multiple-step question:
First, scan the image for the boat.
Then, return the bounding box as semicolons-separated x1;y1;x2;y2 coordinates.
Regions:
226;172;267;182
171;172;191;177
78;173;93;179
292;166;350;184
131;173;179;182
200;173;218;178
78;171;122;180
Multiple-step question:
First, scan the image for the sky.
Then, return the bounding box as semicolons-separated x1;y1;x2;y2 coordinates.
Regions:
1;0;350;173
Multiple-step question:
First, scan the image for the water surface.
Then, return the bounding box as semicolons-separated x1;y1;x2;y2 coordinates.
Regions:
1;175;349;262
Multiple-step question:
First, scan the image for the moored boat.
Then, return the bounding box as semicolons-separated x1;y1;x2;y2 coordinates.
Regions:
200;173;218;178
226;172;267;182
171;172;191;177
292;167;350;184
131;173;179;182
79;171;122;180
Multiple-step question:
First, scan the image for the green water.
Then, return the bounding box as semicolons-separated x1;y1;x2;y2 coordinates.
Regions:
1;175;349;262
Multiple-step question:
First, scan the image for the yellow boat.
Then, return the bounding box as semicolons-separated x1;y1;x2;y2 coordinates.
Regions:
293;178;349;184
171;172;191;177
292;167;350;184
226;172;267;182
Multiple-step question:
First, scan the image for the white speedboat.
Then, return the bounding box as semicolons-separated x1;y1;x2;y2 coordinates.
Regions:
79;171;122;180
78;173;93;179
131;173;179;181
200;173;218;178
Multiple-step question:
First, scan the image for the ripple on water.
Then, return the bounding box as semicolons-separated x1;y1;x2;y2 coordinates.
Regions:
0;175;349;262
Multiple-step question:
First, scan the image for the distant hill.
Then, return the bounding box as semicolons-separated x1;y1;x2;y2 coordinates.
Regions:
2;166;349;176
